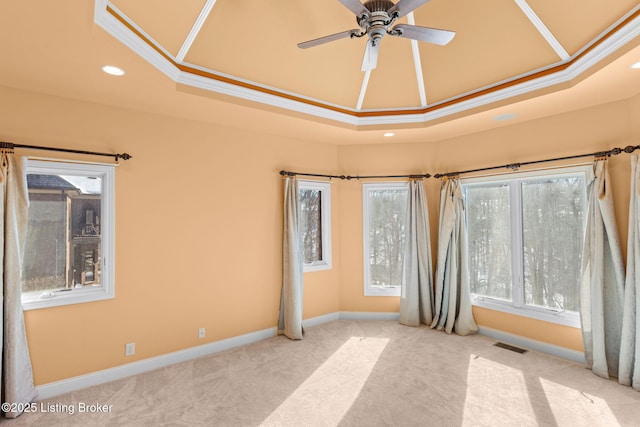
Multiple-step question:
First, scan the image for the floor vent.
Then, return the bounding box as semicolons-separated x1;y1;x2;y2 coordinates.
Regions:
494;342;528;354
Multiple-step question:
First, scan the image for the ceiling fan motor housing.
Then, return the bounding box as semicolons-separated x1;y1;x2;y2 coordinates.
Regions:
360;0;396;44
363;0;395;13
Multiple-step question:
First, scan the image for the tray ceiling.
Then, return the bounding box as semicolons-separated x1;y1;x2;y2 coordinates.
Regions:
96;0;640;128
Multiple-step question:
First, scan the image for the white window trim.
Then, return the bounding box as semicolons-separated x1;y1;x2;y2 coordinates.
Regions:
21;159;116;310
462;165;590;328
363;182;408;297
299;180;332;272
472;295;582;328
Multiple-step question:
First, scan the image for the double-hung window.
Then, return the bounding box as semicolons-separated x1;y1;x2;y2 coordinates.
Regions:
21;160;116;310
363;182;408;296
299;180;332;272
462;166;589;327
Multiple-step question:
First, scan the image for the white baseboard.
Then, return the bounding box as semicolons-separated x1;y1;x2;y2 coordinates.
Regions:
37;312;581;400
36;311;398;399
36;326;277;400
302;312;340;328
302;311;400;327
478;326;586;364
339;311;400;321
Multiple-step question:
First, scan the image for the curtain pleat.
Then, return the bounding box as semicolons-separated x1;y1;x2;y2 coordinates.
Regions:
431;178;478;335
620;155;640;389
1;152;37;418
400;180;434;327
278;177;303;340
580;159;625;379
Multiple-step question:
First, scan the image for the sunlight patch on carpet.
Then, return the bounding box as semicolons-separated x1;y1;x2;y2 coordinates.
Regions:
260;336;389;427
538;377;620;425
462;355;621;426
462;355;539;425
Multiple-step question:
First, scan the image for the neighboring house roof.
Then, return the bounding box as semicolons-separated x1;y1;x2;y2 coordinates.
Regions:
27;174;78;191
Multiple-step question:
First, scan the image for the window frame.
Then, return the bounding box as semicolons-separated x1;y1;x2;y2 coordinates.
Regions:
461;166;590;328
362;181;409;297
21;159;116;310
298;180;332;272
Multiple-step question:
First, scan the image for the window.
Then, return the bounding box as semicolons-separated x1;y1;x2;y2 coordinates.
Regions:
462;166;588;327
363;182;408;296
299;180;331;272
21;160;115;310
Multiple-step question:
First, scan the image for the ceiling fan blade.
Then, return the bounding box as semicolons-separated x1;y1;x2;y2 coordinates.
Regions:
298;29;360;49
361;39;380;71
391;24;455;45
338;0;370;16
388;0;431;18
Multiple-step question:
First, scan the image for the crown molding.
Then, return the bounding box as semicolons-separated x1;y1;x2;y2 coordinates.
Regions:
95;1;640;129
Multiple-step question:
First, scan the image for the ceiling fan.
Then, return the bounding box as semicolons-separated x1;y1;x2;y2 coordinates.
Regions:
298;0;455;72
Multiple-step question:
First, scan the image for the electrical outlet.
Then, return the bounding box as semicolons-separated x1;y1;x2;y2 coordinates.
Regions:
198;327;205;339
125;342;135;356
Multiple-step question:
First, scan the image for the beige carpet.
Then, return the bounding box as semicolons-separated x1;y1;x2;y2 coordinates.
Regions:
7;320;640;426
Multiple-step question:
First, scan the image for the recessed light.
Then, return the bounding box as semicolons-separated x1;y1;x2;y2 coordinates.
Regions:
384;132;395;137
101;65;126;76
631;61;640;69
493;113;517;121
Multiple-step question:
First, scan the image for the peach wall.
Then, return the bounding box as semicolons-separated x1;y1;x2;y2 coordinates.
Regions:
0;85;341;385
473;307;584;352
3;82;640;386
631;94;640;140
337;96;639;351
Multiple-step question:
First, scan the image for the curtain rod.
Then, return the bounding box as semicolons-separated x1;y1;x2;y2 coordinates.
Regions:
279;170;430;180
1;141;132;162
281;144;640;181
434;145;640;178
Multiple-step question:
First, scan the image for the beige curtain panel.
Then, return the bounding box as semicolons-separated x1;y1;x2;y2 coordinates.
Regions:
580;159;625;379
620;155;640;390
278;176;303;340
400;179;434;327
0;151;37;418
431;178;478;336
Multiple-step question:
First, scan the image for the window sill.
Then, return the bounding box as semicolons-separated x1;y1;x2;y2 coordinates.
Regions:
303;261;332;273
22;286;114;310
471;295;581;328
365;286;401;297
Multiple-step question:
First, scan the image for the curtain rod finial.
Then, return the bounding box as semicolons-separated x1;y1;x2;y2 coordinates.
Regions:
115;153;132;161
